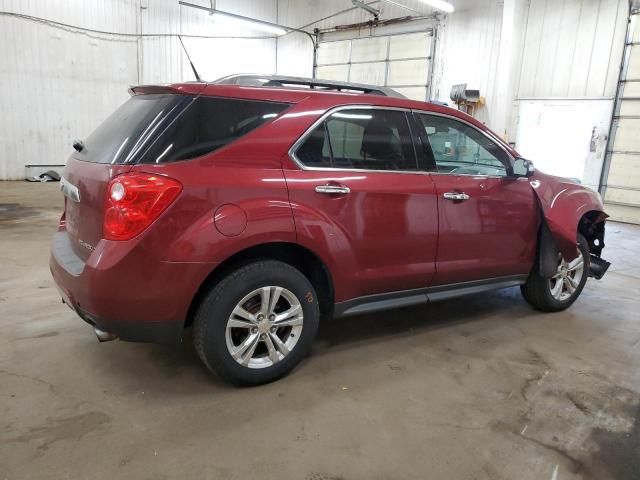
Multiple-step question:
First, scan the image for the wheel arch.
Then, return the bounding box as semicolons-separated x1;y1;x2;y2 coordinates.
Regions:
577;210;607;257
536;209;607;277
184;242;335;329
530;171;608;261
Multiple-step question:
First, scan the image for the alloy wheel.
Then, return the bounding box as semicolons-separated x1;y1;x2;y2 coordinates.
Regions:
225;286;304;369
548;250;585;301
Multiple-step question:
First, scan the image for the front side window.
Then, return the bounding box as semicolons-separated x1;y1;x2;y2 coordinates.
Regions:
417;114;509;177
295;109;417;171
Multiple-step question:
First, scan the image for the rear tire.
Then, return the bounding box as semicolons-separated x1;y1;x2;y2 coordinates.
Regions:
521;234;590;312
193;260;320;386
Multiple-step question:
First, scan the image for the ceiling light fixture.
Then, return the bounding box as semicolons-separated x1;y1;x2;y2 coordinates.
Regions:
417;0;455;13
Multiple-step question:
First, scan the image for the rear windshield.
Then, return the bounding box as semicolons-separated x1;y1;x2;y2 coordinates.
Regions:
75;94;290;164
75;94;186;164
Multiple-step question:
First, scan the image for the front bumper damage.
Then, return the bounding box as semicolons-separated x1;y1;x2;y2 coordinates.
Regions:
589;255;611;280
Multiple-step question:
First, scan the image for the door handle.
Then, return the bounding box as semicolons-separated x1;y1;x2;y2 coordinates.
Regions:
443;192;470;201
315;185;351;195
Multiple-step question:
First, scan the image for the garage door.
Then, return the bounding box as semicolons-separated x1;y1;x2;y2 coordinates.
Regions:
315;30;434;102
602;9;640;224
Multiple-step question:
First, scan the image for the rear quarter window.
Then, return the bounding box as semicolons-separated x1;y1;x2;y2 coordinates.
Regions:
74;94;289;164
143;96;290;163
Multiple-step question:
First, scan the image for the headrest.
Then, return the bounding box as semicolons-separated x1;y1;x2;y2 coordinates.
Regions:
361;117;395;157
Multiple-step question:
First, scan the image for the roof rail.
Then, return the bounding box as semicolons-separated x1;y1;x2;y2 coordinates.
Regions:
214;74;406;98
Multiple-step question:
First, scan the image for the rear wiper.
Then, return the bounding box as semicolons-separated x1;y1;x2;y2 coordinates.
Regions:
72;139;85;152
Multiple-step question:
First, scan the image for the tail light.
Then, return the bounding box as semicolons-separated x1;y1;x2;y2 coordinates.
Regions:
103;173;182;241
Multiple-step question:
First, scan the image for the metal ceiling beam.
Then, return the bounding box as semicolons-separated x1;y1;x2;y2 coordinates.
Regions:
179;1;314;40
352;0;380;18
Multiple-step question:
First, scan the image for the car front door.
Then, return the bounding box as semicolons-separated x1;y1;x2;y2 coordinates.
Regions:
284;107;438;302
414;112;539;285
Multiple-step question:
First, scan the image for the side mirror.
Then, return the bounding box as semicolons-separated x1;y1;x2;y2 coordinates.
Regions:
513;158;535;178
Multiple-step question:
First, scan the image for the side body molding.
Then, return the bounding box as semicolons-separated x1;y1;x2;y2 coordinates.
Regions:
529;171;607;262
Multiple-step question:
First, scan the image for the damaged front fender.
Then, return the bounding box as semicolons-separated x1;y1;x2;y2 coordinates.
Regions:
529;171;608;262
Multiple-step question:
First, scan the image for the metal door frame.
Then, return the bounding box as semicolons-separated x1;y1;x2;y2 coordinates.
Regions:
599;6;639;199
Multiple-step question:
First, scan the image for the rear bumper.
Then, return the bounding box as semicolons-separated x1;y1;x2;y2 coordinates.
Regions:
57;291;183;344
80;311;182;345
50;230;216;345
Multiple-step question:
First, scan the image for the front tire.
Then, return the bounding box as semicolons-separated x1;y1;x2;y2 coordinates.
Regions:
193;260;320;386
521;234;590;312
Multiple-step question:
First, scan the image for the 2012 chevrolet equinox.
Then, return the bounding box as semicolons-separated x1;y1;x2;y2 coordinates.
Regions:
50;75;610;385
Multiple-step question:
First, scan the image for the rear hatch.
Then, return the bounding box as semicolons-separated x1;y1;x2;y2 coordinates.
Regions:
60;87;292;262
61;92;192;261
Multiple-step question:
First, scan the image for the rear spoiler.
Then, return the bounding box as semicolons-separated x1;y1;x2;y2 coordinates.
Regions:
128;83;207;96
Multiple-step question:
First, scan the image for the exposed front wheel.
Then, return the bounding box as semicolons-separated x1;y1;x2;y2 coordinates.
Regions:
193;260;319;386
521;234;590;312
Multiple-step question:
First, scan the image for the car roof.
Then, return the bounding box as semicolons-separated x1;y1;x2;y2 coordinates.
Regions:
132;81;466;118
214;74;405;98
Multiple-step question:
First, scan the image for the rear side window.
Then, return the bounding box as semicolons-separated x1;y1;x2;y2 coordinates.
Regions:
295;109;417;171
145;96;290;163
75;94;289;164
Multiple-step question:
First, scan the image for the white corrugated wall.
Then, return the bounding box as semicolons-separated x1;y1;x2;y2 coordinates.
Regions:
434;0;504;129
275;0;512;130
275;0;628;190
0;0;277;180
517;0;625;99
514;0;628;190
0;0;138;180
0;0;630;184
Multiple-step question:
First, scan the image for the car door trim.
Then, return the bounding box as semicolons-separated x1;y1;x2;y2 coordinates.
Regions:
333;274;528;317
288;105;427;175
287;104;516;177
315;184;351;194
410;109;516;164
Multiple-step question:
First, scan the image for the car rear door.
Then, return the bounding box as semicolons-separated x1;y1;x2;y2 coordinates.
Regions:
61;93;190;262
413;111;539;285
284;107;438;301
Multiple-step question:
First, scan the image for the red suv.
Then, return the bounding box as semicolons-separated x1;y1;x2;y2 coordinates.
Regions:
50;75;610;385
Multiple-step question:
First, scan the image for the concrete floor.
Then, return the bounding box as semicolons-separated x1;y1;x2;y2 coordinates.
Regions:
1;181;639;480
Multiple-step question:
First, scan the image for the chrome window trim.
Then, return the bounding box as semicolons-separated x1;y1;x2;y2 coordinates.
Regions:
411;109;516;164
426;171;509;180
288;105;425;175
288;104;516;178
